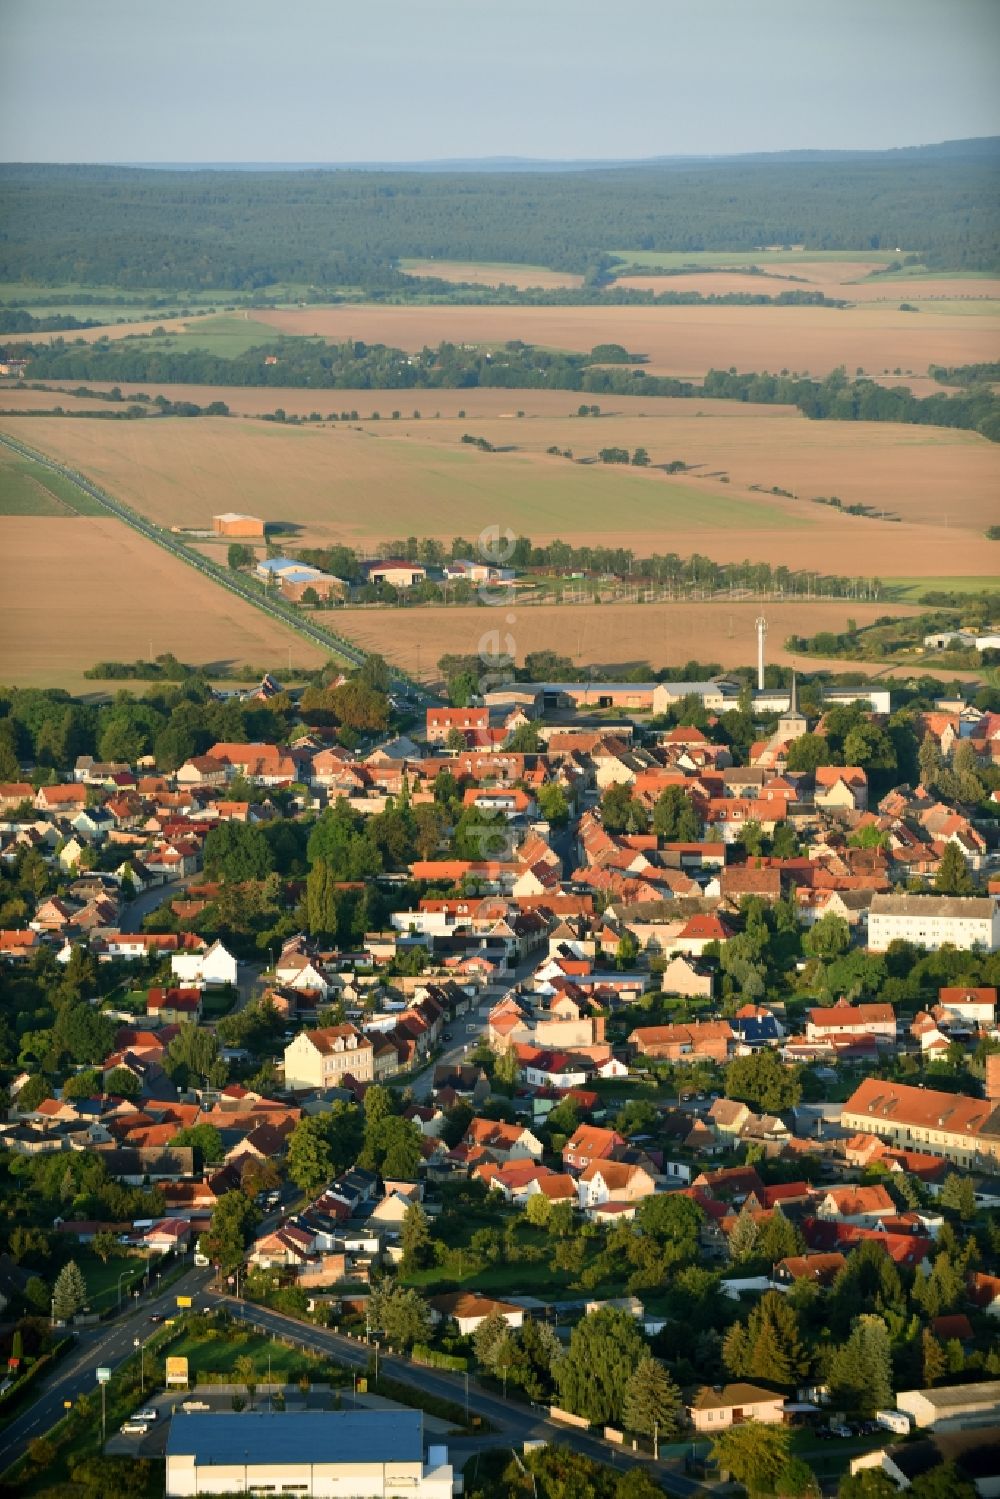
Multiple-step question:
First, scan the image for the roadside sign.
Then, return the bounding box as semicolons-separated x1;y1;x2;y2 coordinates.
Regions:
165;1356;189;1387
176;1295;192;1309
64;1399;72;1409
96;1367;111;1385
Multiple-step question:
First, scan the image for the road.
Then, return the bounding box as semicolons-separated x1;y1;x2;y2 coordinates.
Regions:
0;1266;214;1469
409;950;546;1102
119;874;196;933
221;1296;705;1497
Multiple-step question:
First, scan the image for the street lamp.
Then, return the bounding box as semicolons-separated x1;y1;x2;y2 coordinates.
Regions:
117;1269;130;1311
134;1336;144;1396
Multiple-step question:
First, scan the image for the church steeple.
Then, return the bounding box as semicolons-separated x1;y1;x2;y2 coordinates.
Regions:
789;669;798;715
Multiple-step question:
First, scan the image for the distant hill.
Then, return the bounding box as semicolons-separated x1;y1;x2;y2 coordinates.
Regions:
1;138;997;287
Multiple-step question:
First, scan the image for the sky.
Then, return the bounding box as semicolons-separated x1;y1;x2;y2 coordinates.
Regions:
2;0;998;163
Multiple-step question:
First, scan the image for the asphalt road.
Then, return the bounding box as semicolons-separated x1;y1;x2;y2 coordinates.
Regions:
220;1296;706;1497
409;951;546;1102
0;1266;215;1469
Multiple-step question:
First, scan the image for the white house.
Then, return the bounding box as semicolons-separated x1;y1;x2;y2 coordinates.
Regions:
171;939;238;988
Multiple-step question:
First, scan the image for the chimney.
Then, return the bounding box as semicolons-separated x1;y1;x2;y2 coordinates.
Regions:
986;1052;1000;1104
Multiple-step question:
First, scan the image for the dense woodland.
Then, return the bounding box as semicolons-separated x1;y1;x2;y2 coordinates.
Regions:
1;142;998;288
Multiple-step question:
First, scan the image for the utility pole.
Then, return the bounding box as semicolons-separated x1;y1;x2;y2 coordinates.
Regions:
654;1420;659;1463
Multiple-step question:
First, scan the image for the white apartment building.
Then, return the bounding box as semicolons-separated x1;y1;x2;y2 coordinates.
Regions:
867;894;1000;953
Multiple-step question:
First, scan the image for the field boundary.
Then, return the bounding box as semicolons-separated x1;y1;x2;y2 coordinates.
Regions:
0;432;426;694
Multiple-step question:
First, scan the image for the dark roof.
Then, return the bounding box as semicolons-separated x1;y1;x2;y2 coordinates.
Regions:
165;1410;423;1466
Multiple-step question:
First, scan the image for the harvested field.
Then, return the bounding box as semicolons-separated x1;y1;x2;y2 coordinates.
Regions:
401;259;584;289
24;382;781;421
0;386;115;413
1;414;994;573
614;267;1000;304
247;303;1000;380
339;599;925;683
0;515;327;688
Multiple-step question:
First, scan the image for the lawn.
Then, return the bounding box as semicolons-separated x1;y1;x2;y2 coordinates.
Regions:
78;1251;147;1314
162;1324;339;1384
201;988;237;1019
0;446;106;515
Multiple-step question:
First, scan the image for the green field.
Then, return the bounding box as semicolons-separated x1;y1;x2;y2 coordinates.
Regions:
0;447;106;515
885;575;1000;599
608;247;903;272
136;312;311;357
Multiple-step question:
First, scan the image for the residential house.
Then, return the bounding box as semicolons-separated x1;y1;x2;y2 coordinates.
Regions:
283;1026;375;1091
689;1383;786;1432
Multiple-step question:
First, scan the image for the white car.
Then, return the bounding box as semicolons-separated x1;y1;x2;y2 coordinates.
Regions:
121;1421;149;1436
134;1408;159;1423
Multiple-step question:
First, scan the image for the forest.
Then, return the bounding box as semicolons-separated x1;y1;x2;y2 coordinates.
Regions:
1;141;997;288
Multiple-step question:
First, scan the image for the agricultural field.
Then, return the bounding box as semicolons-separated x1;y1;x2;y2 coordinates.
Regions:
245;302;1000;380
339;598;927;684
14;381;787;421
0;443;106;515
21;296;999;378
1;411;994;573
400;258;584;289
0;514;327;689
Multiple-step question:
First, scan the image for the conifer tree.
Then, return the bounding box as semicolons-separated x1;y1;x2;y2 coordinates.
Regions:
622;1355;683;1441
51;1260;87;1321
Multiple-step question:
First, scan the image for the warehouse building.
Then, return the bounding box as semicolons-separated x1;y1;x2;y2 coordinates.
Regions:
165;1410;455;1497
213;512;266;538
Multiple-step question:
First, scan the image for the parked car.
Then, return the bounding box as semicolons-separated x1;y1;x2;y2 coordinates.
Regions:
134;1408;159;1423
121;1421;149;1436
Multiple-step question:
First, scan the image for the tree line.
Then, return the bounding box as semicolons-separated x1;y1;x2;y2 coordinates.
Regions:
14;335;1000;442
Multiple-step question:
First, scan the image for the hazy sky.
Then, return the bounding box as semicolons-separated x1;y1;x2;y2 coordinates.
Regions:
2;0;998;162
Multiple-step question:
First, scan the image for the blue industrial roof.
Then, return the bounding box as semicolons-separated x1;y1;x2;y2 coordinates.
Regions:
165;1410;423;1466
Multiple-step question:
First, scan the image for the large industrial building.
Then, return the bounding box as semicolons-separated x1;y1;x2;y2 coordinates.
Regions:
165;1410;456;1497
213;512;266;538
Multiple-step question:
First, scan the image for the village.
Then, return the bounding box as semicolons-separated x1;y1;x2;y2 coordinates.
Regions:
0;653;999;1498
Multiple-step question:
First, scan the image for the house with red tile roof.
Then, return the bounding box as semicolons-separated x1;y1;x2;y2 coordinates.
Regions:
563;1123;626;1173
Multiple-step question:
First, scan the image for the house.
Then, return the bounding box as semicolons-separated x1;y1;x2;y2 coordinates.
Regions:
563;1123;626;1173
283;1026;375;1091
805;1000;896;1044
772;1253;846;1289
816;1184;896;1223
840;1078;1000;1174
938;987;996;1028
426;707;489;745
658;953;715;999
814;766;868;812
146;987;203;1025
628;1020;733;1064
171;939;238;988
462;1118;543;1164
867;893;1000;953
361;560;427;590
689;1382;786;1432
428;1291;524;1337
164;1411;454;1499
576;1159;657;1209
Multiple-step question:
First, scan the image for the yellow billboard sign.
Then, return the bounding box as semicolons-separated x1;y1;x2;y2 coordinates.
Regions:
165;1356;189;1387
176;1296;192;1309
